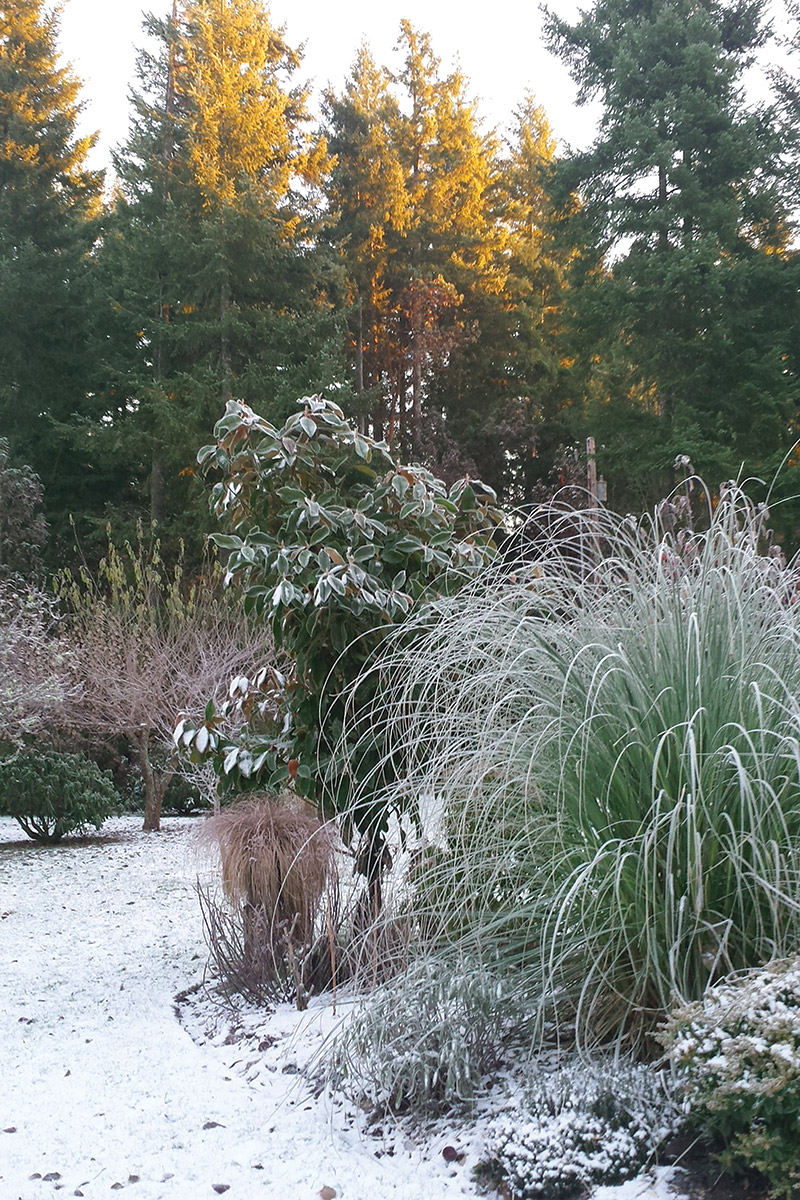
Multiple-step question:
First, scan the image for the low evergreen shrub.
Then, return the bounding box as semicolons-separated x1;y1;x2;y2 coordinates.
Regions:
659;957;800;1198
0;748;119;842
479;1058;685;1198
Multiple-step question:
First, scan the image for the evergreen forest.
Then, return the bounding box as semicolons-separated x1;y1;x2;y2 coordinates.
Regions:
4;0;800;568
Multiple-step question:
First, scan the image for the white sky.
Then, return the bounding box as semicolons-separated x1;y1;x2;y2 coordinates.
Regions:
57;0;600;172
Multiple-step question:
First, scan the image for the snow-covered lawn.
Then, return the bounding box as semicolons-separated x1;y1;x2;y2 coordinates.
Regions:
0;815;683;1200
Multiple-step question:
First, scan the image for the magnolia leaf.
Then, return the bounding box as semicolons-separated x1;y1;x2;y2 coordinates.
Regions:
251;751;272;775
277;486;306;504
194;725;210;755
210;533;242;550
459;484;477;510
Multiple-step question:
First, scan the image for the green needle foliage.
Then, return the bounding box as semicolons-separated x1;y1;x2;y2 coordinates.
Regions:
546;0;798;505
335;484;800;1057
0;0;104;548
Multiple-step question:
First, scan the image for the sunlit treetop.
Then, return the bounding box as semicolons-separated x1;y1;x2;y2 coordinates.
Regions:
0;0;101;227
178;0;329;209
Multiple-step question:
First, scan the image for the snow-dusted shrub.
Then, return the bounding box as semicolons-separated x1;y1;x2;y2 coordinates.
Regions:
0;748;119;842
480;1058;685;1198
328;960;518;1111
0;582;72;747
659;957;800;1197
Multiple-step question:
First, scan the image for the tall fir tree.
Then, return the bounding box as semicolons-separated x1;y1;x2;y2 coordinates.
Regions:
392;21;506;463
322;44;409;440
324;23;510;472
0;0;104;544
98;0;344;546
441;96;575;503
547;0;799;504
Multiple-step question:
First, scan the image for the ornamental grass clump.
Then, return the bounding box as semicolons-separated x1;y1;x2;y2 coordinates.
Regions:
334;484;800;1053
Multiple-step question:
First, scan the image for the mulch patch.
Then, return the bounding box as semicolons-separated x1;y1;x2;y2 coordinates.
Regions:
664;1139;769;1200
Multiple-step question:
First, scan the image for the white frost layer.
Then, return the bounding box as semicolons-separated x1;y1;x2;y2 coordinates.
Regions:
0;815;684;1200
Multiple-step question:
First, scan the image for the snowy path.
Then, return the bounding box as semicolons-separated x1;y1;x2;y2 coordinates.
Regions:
0;816;479;1200
0;815;681;1200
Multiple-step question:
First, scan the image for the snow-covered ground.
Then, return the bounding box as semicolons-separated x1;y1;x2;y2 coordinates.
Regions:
0;815;684;1200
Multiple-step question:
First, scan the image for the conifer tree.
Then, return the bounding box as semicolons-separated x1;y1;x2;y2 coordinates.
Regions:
547;0;797;498
100;0;343;543
325;24;508;468
0;0;103;538
322;45;409;440
452;97;574;503
392;22;506;461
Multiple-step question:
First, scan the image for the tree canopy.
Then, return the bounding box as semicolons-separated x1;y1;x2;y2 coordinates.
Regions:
1;1;799;547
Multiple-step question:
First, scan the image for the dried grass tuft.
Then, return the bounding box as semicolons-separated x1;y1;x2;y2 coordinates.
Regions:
198;793;338;1004
202;794;333;938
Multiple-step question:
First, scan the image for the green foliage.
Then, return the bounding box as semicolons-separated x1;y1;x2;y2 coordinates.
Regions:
0;748;119;843
0;440;47;580
328;961;515;1112
480;1058;684;1198
546;0;798;508
97;0;344;549
0;0;104;556
660;958;800;1198
185;394;499;870
324;24;542;487
338;485;800;1048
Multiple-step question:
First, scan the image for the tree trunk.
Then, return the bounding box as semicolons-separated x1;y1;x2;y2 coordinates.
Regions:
220;268;232;403
658;163;669;252
356;295;364;396
137;729;177;832
150;454;166;525
682;149;693;248
411;333;422;458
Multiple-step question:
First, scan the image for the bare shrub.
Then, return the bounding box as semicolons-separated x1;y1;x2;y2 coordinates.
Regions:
0;582;73;747
57;532;275;831
198;794;339;1006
